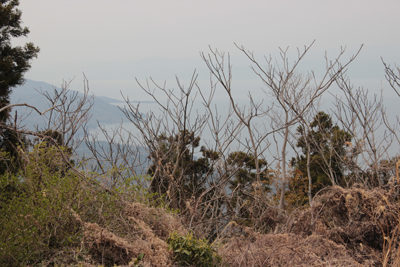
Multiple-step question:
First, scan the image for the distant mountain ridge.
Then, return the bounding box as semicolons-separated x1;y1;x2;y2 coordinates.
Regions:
10;79;131;130
96;96;125;104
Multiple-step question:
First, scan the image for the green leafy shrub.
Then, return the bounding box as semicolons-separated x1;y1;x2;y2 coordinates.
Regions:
0;144;84;265
167;232;221;267
0;142;180;266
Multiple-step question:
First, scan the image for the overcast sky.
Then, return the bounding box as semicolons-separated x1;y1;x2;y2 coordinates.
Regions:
13;0;400;101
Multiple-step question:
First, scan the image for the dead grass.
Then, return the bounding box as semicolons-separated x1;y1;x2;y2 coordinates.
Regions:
70;202;186;266
217;225;362;267
287;183;400;266
216;183;400;266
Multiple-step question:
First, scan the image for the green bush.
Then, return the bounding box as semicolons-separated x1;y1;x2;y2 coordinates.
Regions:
167;232;221;267
0;143;162;266
0;144;88;265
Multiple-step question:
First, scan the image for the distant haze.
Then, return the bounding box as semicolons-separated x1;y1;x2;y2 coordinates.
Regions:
9;0;399;102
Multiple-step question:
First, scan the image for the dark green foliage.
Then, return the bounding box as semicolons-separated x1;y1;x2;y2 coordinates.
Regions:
148;131;217;210
167;232;222;267
292;111;352;194
0;127;26;174
227;151;269;192
0;0;40;176
0;0;40;121
226;151;270;226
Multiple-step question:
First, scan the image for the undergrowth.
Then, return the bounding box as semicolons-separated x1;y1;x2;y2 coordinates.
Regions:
2;144;400;266
167;232;221;267
0;143;179;266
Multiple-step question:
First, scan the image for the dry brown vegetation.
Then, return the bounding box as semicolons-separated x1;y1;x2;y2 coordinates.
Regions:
3;43;400;267
26;182;400;266
77;203;186;267
216;182;400;266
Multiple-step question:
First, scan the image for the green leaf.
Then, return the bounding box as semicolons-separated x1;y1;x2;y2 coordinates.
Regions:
137;253;144;260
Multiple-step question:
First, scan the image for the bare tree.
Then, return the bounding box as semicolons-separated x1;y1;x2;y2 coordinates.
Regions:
0;78;94;174
38;77;93;151
119;73;213;210
115;66;275;234
383;60;400;152
201;49;272;186
203;41;361;209
383;60;400;98
76;42;365;239
332;70;394;187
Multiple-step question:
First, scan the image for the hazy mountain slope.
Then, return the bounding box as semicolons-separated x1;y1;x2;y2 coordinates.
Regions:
10;79;128;130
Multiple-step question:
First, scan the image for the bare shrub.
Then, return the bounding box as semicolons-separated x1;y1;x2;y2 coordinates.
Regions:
218;228;360;266
288;183;400;266
124;202;187;239
82;221;171;266
71;200;186;266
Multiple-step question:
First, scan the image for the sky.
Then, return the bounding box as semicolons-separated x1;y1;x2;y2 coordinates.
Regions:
13;0;400;102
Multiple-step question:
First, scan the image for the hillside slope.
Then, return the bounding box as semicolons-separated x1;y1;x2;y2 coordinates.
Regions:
10;79;128;130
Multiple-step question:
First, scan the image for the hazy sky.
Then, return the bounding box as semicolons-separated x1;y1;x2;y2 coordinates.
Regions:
13;0;400;100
